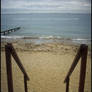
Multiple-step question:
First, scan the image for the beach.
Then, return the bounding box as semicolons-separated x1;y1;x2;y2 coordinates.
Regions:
1;40;91;92
1;1;91;92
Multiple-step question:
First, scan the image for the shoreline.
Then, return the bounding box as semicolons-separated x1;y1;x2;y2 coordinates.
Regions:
1;35;91;57
1;38;91;56
1;35;91;45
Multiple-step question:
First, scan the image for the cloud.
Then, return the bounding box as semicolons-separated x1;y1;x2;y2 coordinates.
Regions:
1;0;91;13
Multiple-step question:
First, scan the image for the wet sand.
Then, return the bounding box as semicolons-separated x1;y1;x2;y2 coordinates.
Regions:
1;42;91;92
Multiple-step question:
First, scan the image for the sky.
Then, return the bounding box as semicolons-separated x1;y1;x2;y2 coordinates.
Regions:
1;0;91;14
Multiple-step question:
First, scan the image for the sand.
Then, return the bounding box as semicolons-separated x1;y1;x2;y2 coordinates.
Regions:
1;42;91;92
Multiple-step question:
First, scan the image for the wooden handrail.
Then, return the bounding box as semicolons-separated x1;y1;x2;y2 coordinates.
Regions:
64;44;82;83
5;43;29;92
7;43;29;80
64;44;88;92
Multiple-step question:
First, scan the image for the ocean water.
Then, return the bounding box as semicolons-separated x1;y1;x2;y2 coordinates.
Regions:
1;13;91;44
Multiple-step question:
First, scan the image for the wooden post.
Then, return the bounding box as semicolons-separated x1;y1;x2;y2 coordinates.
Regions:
24;75;28;92
79;45;88;92
4;32;5;35
13;29;15;32
8;30;9;33
5;45;14;92
66;77;70;92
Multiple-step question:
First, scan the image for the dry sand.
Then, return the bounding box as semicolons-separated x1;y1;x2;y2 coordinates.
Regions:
1;42;91;92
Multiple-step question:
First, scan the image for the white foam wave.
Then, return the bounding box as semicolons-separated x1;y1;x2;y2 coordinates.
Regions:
72;38;91;44
1;36;24;39
39;36;54;39
72;38;91;41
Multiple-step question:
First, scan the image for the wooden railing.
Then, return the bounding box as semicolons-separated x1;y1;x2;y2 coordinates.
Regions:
5;43;88;92
5;43;29;92
64;44;88;92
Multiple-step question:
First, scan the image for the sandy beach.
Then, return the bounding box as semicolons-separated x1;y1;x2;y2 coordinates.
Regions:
1;41;91;92
1;0;91;91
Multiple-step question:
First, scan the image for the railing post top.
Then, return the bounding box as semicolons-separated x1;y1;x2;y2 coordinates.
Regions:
7;43;12;46
80;44;88;53
5;43;13;51
80;44;88;48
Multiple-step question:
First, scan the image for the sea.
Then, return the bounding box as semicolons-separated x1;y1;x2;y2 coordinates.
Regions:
1;13;91;44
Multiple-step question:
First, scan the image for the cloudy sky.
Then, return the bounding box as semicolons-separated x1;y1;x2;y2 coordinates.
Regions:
1;0;91;14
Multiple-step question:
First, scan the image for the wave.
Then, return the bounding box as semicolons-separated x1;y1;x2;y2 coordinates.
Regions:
1;35;61;39
1;35;91;40
1;35;91;44
1;35;24;39
72;38;91;44
39;35;55;39
72;38;91;41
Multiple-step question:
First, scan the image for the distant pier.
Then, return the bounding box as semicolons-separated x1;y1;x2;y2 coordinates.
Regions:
1;27;21;35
